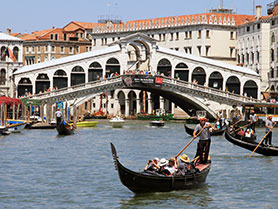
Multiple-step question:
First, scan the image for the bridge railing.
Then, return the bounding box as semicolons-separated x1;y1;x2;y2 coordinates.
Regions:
27;76;122;100
162;77;261;103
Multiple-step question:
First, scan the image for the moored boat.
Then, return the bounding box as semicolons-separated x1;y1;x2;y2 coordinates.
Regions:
109;116;125;128
110;143;211;193
150;120;165;127
56;121;75;135
76;121;98;127
7;123;26;133
184;123;226;136
224;130;278;156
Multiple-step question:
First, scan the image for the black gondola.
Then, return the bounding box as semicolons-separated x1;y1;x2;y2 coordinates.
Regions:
184;123;225;136
224;130;278;156
56;121;74;135
150;120;165;127
110;143;211;193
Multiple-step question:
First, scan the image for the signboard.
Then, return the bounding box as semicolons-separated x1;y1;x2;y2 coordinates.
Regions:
122;75;162;88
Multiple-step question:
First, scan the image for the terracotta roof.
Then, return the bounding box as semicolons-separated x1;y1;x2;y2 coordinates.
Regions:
63;21;106;32
125;13;256;26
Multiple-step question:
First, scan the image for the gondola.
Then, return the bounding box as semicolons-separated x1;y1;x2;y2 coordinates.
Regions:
56;121;75;135
184;123;225;136
224;130;278;156
110;143;211;193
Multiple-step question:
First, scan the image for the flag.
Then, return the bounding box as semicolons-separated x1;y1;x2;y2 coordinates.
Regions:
3;47;17;63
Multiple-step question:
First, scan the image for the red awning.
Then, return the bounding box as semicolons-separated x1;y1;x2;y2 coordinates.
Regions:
0;96;22;106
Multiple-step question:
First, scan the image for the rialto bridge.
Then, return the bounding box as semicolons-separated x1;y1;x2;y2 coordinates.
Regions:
14;33;261;119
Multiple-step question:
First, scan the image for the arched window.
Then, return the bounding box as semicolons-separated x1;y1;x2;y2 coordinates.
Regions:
157;59;172;77
243;80;258;99
0;69;6;85
226;76;240;94
71;66;85;86
54;69;68;89
1;47;6;61
192;67;206;85
17;78;32;97
174;62;188;81
208;71;223;90
89;62;103;81
106;58;120;77
35;73;50;93
13;47;19;61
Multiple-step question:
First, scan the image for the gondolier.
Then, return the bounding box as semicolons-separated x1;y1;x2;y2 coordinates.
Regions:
193;117;213;164
249;110;258;133
55;108;62;126
265;115;273;146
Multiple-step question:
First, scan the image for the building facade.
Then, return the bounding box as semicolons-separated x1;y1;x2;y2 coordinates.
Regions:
0;32;23;97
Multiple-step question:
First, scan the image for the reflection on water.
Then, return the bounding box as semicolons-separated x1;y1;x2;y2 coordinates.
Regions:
0;120;278;208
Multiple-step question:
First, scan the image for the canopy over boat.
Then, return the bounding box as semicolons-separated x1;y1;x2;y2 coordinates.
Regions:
110;143;211;193
0;96;22;106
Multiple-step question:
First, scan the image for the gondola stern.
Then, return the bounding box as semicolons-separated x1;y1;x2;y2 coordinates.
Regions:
110;142;119;171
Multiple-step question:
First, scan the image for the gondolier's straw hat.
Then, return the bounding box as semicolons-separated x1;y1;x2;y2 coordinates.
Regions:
179;154;190;163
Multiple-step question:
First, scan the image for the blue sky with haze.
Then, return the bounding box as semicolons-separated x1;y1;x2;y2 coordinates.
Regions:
0;0;269;34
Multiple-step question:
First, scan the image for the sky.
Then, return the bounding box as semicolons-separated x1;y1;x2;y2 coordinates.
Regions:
0;0;269;34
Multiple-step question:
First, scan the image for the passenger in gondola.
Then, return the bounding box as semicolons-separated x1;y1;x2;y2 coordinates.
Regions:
175;154;193;176
237;128;245;136
144;157;160;172
164;157;177;176
193;117;214;164
245;128;252;138
158;158;169;175
265;115;273;146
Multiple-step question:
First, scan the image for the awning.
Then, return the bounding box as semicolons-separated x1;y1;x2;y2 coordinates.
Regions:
20;98;42;106
0;96;22;106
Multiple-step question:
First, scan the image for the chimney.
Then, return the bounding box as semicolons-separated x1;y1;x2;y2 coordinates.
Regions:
6;28;11;35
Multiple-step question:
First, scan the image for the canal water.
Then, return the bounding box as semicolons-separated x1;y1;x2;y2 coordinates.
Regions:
0;121;278;208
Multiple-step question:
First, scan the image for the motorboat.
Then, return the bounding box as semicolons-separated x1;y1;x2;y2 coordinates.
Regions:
109;116;125;128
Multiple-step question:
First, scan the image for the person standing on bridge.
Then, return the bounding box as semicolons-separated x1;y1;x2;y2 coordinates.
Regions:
193;117;214;164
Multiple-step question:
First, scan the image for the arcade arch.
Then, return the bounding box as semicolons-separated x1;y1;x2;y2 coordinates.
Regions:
18;78;32;96
53;70;68;89
0;69;6;85
36;73;50;93
226;76;240;94
71;66;85;86
174;63;189;81
192;67;206;85
106;58;120;77
243;80;258;99
157;59;171;76
209;71;223;90
88;62;103;81
117;91;125;115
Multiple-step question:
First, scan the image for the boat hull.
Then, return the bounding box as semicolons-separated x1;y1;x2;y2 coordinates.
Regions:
8;123;26;133
150;121;165;127
56;121;74;135
76;121;98;127
110;143;210;193
224;130;278;156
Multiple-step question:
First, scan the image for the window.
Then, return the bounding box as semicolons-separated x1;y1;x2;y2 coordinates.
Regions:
52;46;55;53
45;45;48;52
257;24;260;29
206;46;210;56
198;30;201;39
184;47;188;53
61;46;64;53
86;47;89;52
64;34;67;41
93;39;96;46
175;48;179;51
37;46;41;53
80;33;83;39
230;32;234;40
105;38;107;45
26;46;29;53
0;69;6;85
176;32;179;40
37;56;40;63
69;47;73;53
246;26;250;32
101;38;104;45
185;31;188;39
163;34;166;41
206;30;210;38
197;46;201;55
32;46;35;53
55;33;58;40
189;31;192;39
76;46;79;53
50;34;54;40
76;33;78;38
230;47;234;58
151;34;154;38
159;34;161;41
45;56;48;61
112;37;115;42
51;56;55;60
170;33;174;41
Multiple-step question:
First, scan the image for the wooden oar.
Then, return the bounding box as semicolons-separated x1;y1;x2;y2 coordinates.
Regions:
65;121;81;134
176;127;205;158
191;156;199;163
234;122;251;132
249;122;276;158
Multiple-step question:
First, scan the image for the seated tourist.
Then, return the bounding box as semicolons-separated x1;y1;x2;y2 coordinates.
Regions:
245;129;252;138
164;157;178;176
144;157;160;172
237;128;245;136
175;154;191;176
158;158;168;174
